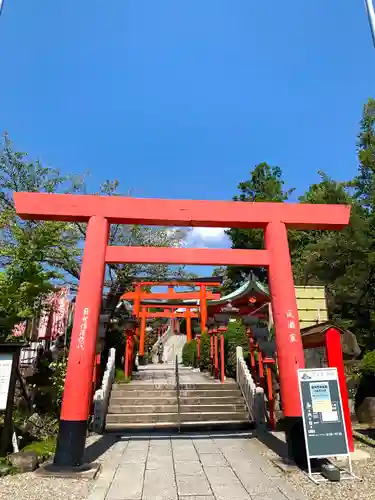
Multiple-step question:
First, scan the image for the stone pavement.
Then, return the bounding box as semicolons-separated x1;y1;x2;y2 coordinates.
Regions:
88;432;307;500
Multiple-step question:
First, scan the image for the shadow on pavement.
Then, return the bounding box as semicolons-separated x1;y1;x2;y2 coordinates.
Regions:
255;430;288;459
84;435;120;463
83;429;260;462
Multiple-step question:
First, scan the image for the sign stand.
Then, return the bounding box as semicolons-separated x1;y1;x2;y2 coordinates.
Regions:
0;343;28;455
297;368;358;484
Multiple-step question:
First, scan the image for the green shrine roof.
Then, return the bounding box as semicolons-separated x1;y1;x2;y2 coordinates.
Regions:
140;276;269;309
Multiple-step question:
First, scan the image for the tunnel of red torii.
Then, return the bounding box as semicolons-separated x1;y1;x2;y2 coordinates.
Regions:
120;278;222;355
120;274;356;452
14;192;351;469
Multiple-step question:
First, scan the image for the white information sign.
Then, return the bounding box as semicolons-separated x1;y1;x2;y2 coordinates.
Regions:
0;353;13;410
297;368;356;483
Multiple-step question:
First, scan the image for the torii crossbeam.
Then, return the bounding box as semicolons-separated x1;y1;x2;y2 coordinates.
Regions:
14;192;350;469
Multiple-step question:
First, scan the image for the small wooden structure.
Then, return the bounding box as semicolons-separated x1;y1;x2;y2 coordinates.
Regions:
300;321;360;453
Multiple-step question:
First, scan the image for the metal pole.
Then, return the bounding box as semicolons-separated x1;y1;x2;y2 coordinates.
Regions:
0;1;4;16
365;0;375;47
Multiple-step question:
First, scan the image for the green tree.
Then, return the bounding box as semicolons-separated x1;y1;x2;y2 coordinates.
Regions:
221;99;375;351
0;134;85;337
199;333;211;372
211;267;231;294
0;134;191;337
290;173;373;346
223;320;249;378
354;98;375;211
288;98;375;349
225;162;294;288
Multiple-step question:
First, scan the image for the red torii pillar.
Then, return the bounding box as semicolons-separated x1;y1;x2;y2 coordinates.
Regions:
325;328;354;452
13;192;350;468
265;221;306;460
200;284;208;333
139;307;147;360
58;215;108;466
133;284;141;336
124;329;136;378
186;308;192;342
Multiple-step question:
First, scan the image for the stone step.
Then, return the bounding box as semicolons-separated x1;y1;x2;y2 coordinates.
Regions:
111;390;176;398
106;411;249;425
113;382;238;391
180;396;244;405
106;413;178;424
179;389;242;398
180;412;249;422
109;395;244;406
110;388;242;398
181;383;239;390
113;383;175;391
180;404;247;413
105;420;252;433
110;397;178;406
108;404;178;414
108;403;246;414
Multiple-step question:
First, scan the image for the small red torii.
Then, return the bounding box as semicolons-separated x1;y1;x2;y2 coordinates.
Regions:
121;279;221;356
13;192;350;469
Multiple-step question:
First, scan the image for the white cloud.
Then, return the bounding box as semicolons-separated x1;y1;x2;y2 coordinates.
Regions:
192;228;226;241
187;227;230;248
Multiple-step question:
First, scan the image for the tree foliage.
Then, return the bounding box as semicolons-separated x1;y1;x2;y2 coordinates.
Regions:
182;339;198;367
198;333;211;372
223;320;249;378
0;134;84;337
0;133;190;337
4;98;375;353
225;162;294;286
224;98;375;351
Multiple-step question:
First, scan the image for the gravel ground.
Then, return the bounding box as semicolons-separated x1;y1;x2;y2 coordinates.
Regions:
0;474;92;500
0;435;114;500
256;437;375;500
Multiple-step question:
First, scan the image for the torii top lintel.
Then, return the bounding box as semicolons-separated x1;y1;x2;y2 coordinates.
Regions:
14;193;351;230
131;280;221;287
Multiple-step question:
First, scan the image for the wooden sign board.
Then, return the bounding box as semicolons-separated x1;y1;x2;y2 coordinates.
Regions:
0;353;13;411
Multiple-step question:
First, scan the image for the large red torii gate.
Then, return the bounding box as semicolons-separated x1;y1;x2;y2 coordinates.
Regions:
14;192;350;469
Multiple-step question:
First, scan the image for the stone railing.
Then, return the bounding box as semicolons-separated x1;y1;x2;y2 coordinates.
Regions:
236;346;266;428
92;347;116;433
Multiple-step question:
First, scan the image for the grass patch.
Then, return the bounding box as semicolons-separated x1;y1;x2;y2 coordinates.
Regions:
353;429;375;448
115;368;131;383
22;436;56;462
0;456;17;476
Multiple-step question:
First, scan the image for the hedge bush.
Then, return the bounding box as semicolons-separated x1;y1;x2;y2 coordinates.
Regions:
224;320;249;378
360;350;375;375
199;333;211;372
355;350;375;412
182;342;190;366
179;319;187;335
182;322;249;378
182;339;198;367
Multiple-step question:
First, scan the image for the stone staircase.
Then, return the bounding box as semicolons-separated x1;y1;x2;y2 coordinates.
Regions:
151;325;186;364
106;379;251;432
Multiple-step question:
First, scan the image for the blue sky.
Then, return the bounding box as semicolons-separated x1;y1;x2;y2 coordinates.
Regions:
1;0;374;273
